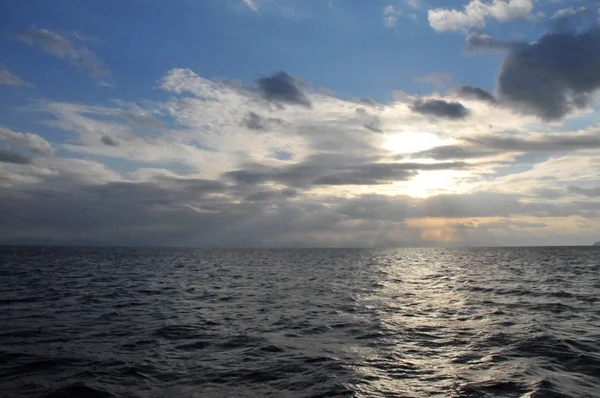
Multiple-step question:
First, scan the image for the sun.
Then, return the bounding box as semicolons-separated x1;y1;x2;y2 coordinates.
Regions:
381;131;468;197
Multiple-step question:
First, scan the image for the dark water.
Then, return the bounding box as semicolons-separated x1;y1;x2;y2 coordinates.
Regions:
1;247;599;397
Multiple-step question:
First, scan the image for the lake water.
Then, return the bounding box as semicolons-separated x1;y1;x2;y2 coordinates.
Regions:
1;247;599;397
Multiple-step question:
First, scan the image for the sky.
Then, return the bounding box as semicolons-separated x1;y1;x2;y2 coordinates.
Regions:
0;0;600;247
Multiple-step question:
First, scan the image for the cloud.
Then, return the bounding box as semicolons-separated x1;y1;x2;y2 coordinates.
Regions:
531;187;563;200
414;145;499;160
0;158;579;247
384;5;402;27
2;67;599;246
467;219;547;230
242;111;284;131
494;28;600;120
405;0;420;9
428;0;534;33
101;135;119;146
417;129;600;161
416;72;453;87
466;33;511;50
242;111;266;131
466;27;600;120
456;85;497;103
225;154;468;187
568;185;600;197
256;71;311;107
0;127;53;156
245;188;297;202
465;132;600;152
1;147;598;246
355;108;383;132
353;97;380;107
242;0;259;12
161;69;311;108
11;27;109;79
410;99;470;119
552;6;587;20
0;149;31;165
0;68;33;87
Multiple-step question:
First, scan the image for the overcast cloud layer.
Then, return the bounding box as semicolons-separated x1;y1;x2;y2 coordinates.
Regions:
1;1;600;247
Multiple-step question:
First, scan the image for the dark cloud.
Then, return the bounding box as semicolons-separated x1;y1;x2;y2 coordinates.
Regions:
1;166;598;247
464;133;600;152
532;188;563;200
457;86;497;103
414;145;499;160
314;162;467;186
312;168;416;186
481;28;600;120
11;26;109;79
467;26;600;119
0;149;32;164
241;112;284;131
225;154;468;187
353;97;379;107
256;71;311;107
411;99;469;119
356;107;383;132
245;188;297;202
338;192;523;221
101;135;119;146
415;131;600;161
363;121;382;133
242;112;265;131
568;186;600;197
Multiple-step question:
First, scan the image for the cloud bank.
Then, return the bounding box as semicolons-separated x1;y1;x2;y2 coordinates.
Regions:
1;63;599;246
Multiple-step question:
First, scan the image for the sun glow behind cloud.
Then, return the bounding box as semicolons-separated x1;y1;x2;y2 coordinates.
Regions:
398;169;472;198
381;132;471;197
383;131;447;155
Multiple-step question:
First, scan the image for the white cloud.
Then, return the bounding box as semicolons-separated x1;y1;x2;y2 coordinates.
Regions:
0;68;33;87
384;5;402;27
552;6;586;19
18;67;552;207
428;0;535;33
484;155;600;197
242;0;259;12
383;2;418;28
405;0;420;9
3;67;600;246
0;127;53;156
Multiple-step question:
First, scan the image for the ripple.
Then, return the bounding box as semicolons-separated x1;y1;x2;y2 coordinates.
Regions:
1;246;599;397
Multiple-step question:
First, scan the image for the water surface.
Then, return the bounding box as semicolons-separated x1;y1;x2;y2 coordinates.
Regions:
1;247;599;397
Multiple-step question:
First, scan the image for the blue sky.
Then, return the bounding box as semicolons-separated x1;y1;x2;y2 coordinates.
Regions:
0;0;549;102
1;0;600;247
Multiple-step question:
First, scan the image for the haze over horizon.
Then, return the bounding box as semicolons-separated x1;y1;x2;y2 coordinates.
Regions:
1;0;600;247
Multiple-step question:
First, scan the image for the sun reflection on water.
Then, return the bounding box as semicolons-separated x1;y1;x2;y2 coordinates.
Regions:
345;249;510;396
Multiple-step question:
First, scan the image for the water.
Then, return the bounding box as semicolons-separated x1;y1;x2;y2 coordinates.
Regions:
0;247;599;397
